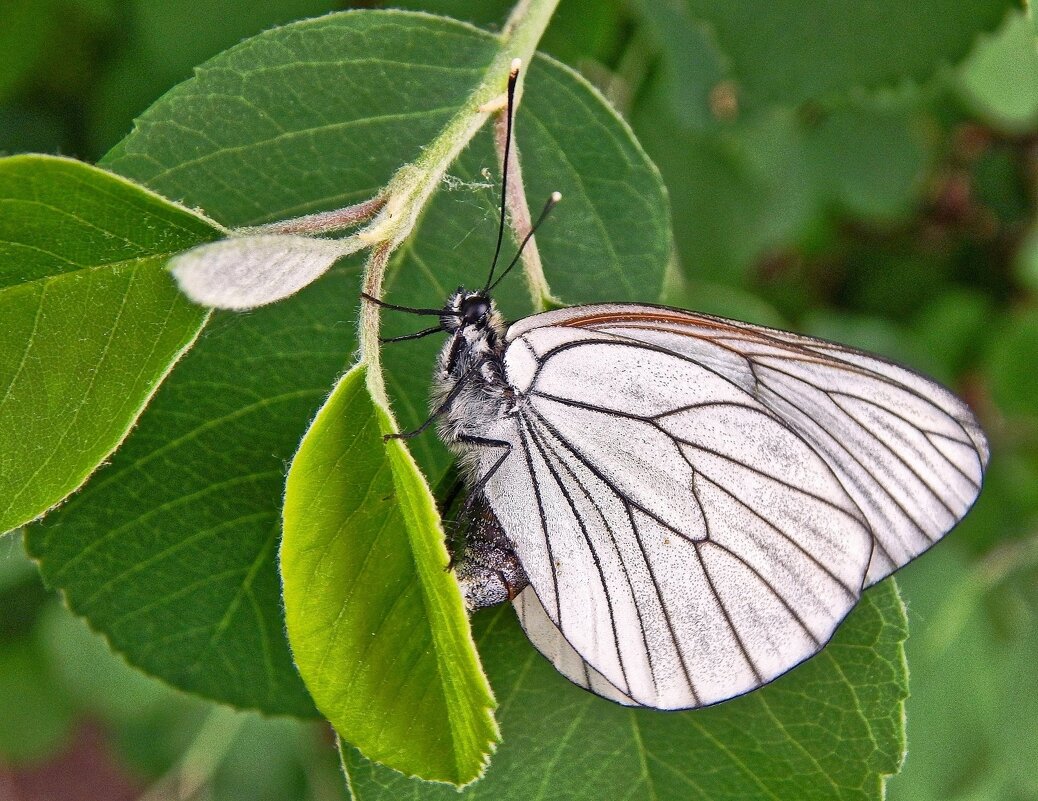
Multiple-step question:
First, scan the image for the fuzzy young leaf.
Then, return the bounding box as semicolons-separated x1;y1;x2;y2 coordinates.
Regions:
170;234;354;310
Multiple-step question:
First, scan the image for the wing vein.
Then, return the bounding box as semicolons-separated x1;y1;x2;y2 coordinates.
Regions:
520;414;635;697
525;414;662;699
523;404;702;706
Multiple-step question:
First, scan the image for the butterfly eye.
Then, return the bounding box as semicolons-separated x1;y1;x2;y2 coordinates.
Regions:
460;297;490;324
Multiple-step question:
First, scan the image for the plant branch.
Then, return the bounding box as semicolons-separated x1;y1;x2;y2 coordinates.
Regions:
493;112;559;311
356;0;560;415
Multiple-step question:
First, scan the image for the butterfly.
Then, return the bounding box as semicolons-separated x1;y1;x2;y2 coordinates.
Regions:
368;61;990;710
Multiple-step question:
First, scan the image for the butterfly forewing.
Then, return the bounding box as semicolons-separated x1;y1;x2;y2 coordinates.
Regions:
483;304;987;709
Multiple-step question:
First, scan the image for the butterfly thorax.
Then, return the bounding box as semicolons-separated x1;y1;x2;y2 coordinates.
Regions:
433;288;528;610
433;288;513;454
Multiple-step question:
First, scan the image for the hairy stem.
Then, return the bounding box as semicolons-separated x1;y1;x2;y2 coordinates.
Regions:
358;0;560;414
493;112;558;311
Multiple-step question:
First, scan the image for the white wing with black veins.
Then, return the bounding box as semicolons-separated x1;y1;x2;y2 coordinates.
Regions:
477;304;987;710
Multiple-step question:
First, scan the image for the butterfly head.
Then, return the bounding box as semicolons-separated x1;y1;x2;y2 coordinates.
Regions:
443;288;496;334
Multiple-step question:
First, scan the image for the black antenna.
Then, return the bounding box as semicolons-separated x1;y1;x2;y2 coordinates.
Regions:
483;58;521;292
489;191;561;292
360;292;461;317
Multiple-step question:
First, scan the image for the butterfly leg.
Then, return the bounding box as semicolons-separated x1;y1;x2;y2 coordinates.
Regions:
455;434;511;519
386;359;485;440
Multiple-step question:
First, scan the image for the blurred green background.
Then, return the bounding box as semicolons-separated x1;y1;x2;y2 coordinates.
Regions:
1;1;1035;799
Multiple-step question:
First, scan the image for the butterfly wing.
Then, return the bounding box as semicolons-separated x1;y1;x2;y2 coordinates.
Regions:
478;303;987;709
513;586;637;706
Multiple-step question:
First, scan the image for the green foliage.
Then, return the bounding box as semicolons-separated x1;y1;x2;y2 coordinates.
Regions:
1;1;1036;799
0;0;60;103
959;8;1038;134
25;267;359;716
680;0;1017;108
0;155;217;533
984;308;1038;419
25;12;670;746
0;637;74;762
887;543;1038;800
343;581;907;800
282;364;497;784
0;536;347;798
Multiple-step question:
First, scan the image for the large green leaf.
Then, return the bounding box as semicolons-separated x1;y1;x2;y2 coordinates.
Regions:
0;155;217;533
25;265;360;715
888;544;1038;801
635;98;930;283
27;10;669;714
282;364;496;784
958;7;1038;135
343;580;908;800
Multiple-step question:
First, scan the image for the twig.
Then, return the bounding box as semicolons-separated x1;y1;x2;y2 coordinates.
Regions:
493;110;558;310
355;0;561;417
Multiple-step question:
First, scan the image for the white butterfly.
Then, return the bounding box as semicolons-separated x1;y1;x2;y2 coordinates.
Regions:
170;59;988;711
371;64;988;711
418;292;988;710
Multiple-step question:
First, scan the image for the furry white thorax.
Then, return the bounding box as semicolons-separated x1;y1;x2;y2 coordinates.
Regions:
432;289;515;477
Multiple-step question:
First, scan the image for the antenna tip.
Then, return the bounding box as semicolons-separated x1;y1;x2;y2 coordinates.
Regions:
550;191;562;203
510;57;522;74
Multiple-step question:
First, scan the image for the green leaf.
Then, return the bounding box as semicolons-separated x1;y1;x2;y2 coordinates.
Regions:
684;0;1019;108
633;82;930;282
0;154;218;533
0;531;38;593
0;636;75;763
37;598;172;725
88;0;343;155
626;0;729;130
888;544;1038;801
983;308;1038;418
1015;217;1038;294
958;7;1038;135
636;99;825;283
913;289;994;383
343;580;908;800
282;363;496;785
802;101;929;222
25;266;360;716
0;0;60;103
29;11;668;715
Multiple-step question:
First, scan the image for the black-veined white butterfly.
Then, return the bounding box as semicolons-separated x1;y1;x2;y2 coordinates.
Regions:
368;61;989;711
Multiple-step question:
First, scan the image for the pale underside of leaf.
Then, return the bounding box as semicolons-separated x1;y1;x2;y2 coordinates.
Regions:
170;234;358;310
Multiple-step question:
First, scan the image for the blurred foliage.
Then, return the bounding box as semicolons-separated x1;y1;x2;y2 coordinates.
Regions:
1;1;1036;799
0;535;347;800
